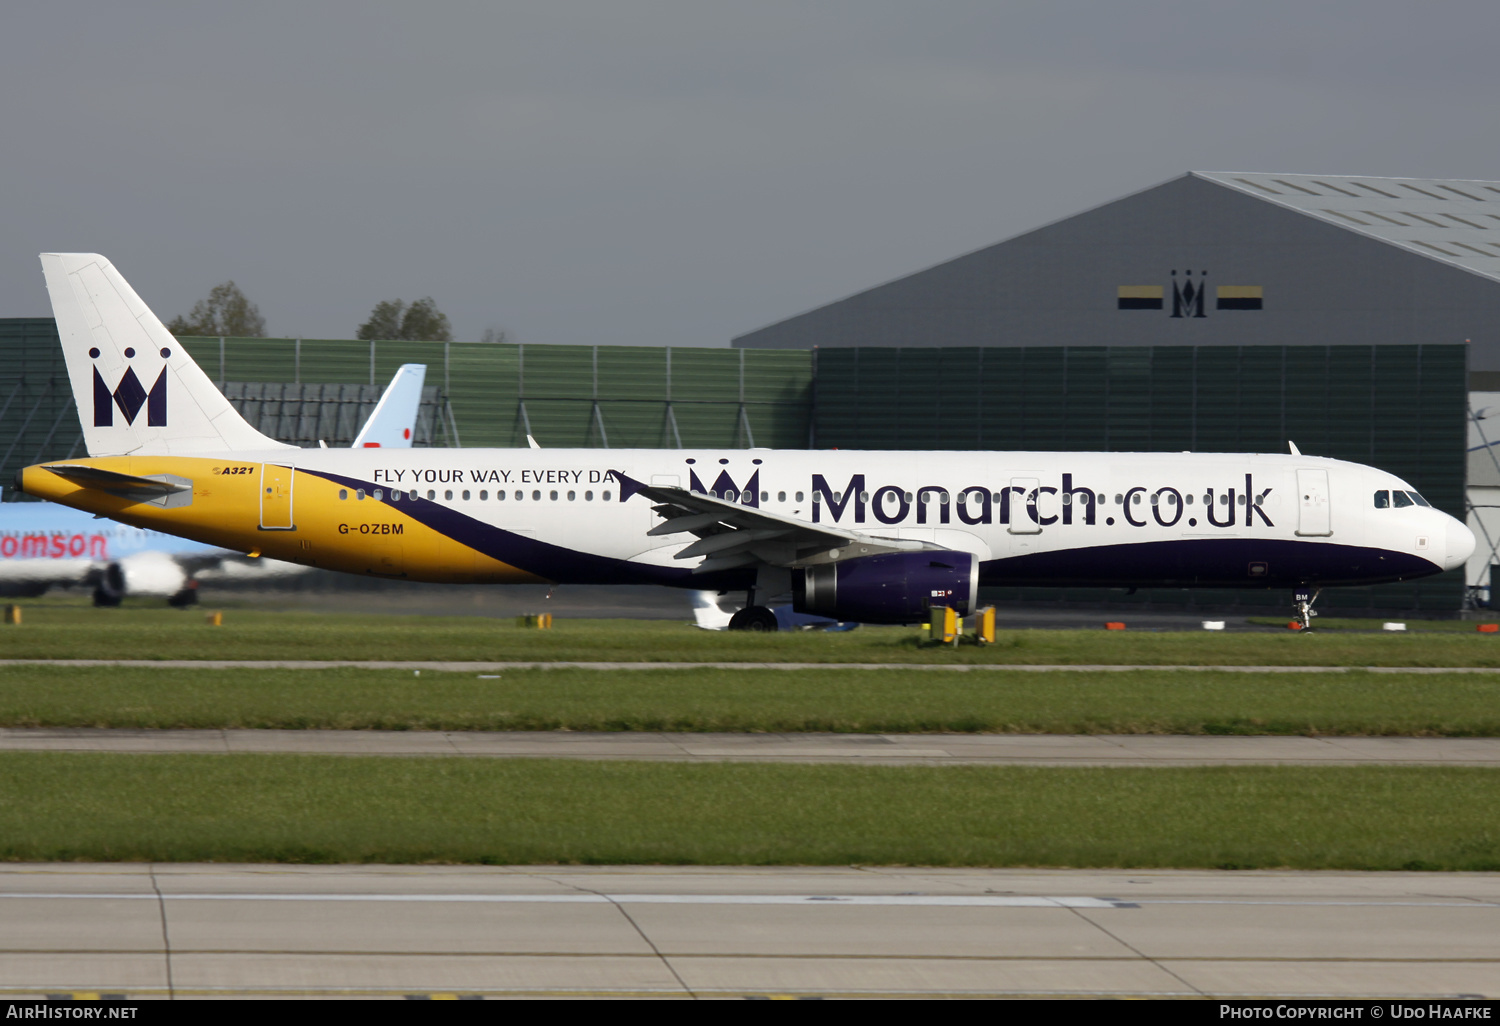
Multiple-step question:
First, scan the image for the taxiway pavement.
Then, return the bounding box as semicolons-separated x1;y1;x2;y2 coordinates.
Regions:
1;864;1494;999
4;729;1499;765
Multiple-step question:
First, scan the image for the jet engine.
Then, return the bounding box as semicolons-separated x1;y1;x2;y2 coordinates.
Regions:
792;551;978;624
115;551;188;598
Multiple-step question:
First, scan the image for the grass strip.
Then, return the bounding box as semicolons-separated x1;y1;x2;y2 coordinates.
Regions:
5;665;1500;736
5;604;1500;665
0;754;1495;869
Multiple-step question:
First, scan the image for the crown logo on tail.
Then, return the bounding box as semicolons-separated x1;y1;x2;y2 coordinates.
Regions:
93;353;167;428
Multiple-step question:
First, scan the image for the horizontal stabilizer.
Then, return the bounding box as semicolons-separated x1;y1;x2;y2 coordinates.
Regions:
42;464;189;497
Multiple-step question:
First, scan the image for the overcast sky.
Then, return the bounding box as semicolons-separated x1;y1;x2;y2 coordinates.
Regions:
4;1;1500;346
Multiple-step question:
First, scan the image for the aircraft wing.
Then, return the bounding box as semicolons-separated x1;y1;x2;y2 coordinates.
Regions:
612;470;938;574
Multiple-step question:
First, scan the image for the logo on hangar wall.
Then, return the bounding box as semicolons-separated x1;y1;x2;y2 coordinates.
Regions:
1117;271;1263;317
92;346;170;427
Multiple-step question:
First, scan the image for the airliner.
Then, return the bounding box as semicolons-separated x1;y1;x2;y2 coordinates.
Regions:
2;357;428;604
15;254;1475;629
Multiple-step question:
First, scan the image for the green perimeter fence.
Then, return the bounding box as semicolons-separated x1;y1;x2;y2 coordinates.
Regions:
0;320;1467;612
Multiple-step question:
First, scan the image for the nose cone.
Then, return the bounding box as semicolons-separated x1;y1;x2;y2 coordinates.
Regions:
1446;515;1476;571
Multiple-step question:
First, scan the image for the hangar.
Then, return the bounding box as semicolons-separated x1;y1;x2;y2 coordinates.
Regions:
732;171;1500;367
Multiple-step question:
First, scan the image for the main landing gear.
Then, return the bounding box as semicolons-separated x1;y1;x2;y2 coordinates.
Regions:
1293;586;1322;631
728;606;779;632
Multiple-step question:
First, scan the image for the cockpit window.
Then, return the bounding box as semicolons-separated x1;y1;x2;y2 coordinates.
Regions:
1392;490;1414;508
1373;490;1389;508
1408;491;1432;507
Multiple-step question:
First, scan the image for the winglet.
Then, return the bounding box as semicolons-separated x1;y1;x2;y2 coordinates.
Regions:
527;434;541;450
1288;440;1301;456
608;469;649;503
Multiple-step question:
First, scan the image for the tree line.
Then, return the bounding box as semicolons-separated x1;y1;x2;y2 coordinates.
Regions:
167;281;505;342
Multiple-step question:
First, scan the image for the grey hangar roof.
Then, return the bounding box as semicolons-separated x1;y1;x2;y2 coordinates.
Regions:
732;171;1500;374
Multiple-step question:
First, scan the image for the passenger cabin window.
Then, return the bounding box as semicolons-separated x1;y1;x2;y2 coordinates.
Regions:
1374;490;1390;508
1393;491;1415;508
339;489;348;501
462;490;470;501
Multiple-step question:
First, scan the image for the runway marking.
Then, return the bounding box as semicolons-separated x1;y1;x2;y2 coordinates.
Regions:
1;893;1497;908
5;659;1500;672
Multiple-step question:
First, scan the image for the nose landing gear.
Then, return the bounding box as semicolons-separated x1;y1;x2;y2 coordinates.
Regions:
1293;586;1322;631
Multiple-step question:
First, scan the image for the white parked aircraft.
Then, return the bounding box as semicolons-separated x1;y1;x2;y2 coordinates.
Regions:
1;361;427;604
16;254;1475;628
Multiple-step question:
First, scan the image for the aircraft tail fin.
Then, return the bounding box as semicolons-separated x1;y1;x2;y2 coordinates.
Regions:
353;364;427;449
39;253;293;457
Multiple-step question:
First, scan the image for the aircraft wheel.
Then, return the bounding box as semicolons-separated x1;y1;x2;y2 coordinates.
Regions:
728;606;779;632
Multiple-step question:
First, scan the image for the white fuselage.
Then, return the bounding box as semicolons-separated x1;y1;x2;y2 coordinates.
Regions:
235;446;1470;590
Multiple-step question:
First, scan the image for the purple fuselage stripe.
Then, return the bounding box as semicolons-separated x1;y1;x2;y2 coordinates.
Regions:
300;468;755;588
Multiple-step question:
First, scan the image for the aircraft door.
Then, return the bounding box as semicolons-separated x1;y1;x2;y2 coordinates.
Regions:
1008;477;1042;534
260;464;295;530
1295;469;1332;537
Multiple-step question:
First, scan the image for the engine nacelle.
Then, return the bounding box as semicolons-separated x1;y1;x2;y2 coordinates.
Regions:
115;551;188;598
793;551;978;625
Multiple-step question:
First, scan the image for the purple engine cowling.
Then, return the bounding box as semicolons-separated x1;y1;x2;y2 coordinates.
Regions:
792;551;978;624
